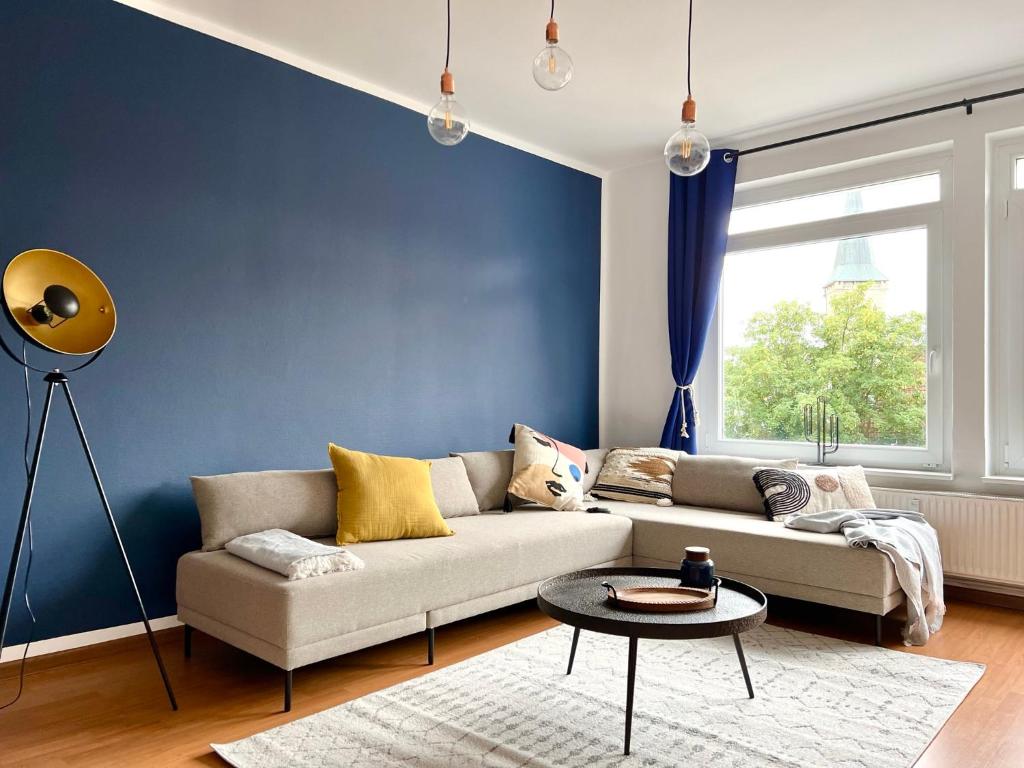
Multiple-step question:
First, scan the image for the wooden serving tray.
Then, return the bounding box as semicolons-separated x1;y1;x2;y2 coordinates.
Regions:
602;582;717;613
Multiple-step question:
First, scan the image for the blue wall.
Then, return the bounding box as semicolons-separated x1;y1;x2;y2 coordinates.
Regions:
0;0;601;643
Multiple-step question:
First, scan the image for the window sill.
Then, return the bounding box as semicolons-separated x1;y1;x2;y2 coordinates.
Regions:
981;474;1024;486
858;466;953;482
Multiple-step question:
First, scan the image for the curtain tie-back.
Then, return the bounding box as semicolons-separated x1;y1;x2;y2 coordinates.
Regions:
677;384;700;439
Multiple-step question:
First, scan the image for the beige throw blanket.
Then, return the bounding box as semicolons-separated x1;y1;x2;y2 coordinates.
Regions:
785;509;945;645
226;528;364;580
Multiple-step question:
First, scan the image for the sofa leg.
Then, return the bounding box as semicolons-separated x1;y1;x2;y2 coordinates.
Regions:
184;624;192;660
427;627;435;665
284;669;293;712
875;614;883;647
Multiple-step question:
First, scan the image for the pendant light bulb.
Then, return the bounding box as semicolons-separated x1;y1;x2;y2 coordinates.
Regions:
665;97;711;176
428;0;470;146
428;70;470;146
665;0;711;176
532;11;573;91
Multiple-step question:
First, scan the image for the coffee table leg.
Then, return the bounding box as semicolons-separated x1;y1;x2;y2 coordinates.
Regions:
566;627;581;675
733;633;754;699
624;636;638;755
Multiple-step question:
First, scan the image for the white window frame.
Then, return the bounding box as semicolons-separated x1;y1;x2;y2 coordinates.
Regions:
696;152;953;471
987;136;1024;475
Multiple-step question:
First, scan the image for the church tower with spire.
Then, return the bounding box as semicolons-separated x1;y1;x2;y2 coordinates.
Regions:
824;190;888;310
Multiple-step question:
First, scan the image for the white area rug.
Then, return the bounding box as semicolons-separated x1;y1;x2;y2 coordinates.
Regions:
213;624;983;768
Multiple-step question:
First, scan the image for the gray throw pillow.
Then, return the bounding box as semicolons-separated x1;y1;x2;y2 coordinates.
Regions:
449;449;515;512
582;448;609;494
672;455;799;514
429;457;480;518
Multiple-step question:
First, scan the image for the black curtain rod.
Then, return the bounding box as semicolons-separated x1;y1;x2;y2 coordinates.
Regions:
725;85;1024;161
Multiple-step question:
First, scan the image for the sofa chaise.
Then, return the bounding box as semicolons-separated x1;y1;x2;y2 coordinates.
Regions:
176;449;900;711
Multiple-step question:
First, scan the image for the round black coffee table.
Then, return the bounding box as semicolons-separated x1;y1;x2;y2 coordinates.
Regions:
537;567;768;755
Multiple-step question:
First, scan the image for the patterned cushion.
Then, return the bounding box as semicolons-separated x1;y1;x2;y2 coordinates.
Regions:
591;447;679;506
506;424;589;511
752;465;876;521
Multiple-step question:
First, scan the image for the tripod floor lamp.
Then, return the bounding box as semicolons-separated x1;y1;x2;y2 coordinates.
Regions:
0;248;177;710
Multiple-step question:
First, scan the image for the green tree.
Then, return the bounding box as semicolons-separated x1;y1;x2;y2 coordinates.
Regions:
723;284;926;446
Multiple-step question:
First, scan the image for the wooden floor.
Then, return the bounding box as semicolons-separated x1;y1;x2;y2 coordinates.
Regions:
1;596;1022;767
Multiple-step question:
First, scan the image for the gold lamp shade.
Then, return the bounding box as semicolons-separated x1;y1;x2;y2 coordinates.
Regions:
1;249;116;355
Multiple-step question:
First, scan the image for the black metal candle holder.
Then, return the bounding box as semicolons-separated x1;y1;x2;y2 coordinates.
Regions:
803;395;840;465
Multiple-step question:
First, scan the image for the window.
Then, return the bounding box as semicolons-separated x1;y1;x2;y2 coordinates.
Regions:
988;140;1024;475
697;153;951;470
728;174;940;234
721;230;928;447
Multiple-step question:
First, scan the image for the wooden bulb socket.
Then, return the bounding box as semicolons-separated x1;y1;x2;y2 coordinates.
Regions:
546;20;559;44
440;70;455;95
682;97;697;124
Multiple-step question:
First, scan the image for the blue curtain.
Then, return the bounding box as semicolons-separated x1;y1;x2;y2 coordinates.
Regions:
659;149;739;453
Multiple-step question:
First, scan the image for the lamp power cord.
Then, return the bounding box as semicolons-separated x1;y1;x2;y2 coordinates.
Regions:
0;340;38;710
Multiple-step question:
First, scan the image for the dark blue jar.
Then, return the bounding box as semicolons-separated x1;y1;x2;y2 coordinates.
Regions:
680;546;715;589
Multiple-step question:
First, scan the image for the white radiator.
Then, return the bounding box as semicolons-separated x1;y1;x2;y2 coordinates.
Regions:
872;487;1024;593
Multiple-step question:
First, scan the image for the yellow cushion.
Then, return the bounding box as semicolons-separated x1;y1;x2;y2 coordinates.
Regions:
328;444;454;545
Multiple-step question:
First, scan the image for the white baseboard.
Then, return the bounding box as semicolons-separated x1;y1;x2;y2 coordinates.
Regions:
945;576;1024;599
0;615;180;665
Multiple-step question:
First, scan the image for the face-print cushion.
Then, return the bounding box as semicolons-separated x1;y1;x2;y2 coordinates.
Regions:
505;423;589;511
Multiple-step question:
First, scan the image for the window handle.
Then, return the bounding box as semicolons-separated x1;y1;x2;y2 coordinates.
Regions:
928;349;939;376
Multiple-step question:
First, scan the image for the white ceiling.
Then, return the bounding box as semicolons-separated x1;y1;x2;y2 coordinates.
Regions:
121;0;1024;173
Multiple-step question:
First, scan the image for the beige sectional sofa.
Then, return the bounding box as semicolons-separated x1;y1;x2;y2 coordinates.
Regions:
177;450;900;711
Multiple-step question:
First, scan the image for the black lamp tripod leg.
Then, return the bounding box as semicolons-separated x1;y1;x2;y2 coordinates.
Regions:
0;380;57;657
60;380;178;711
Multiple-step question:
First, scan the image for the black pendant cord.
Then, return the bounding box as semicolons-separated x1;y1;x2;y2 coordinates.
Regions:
686;0;693;97
550;0;555;21
725;84;1024;161
445;0;451;70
